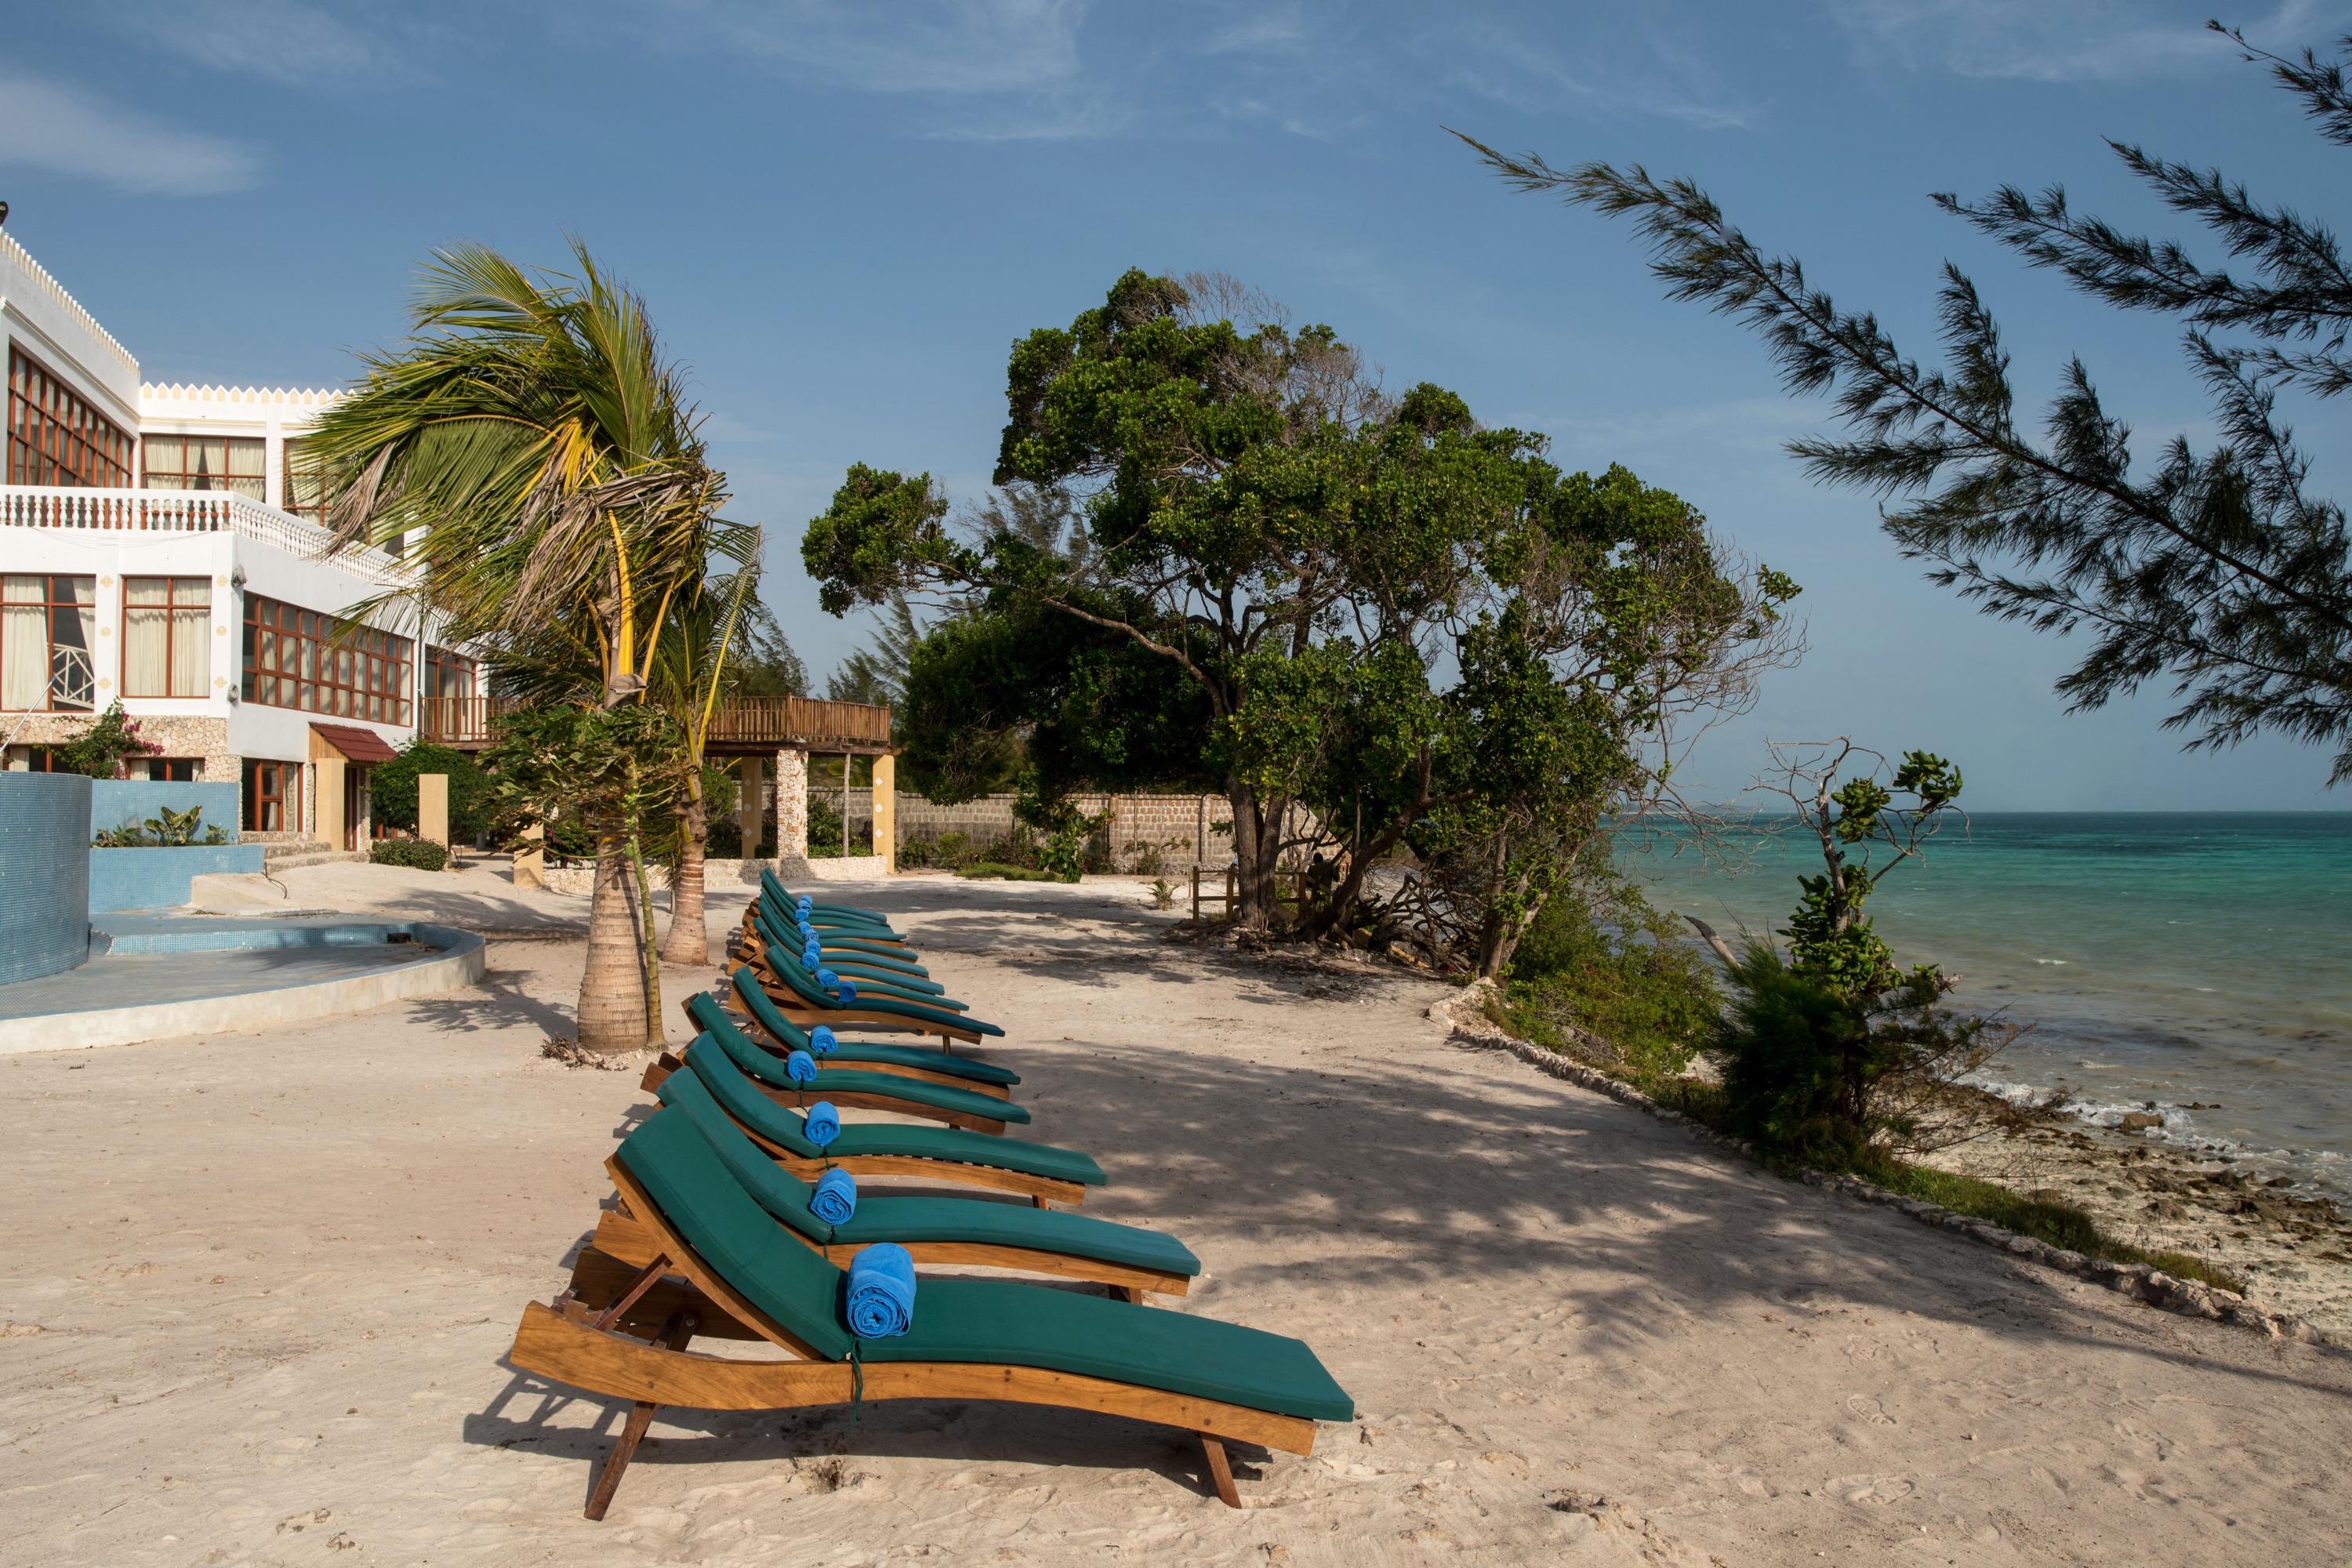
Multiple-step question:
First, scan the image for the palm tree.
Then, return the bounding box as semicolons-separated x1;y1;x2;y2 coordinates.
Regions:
303;241;725;1054
646;544;762;967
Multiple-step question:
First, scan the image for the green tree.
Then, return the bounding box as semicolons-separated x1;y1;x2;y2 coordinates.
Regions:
303;241;726;1052
372;740;493;841
1458;20;2352;782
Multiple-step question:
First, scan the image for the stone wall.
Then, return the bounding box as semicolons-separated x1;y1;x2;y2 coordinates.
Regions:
894;790;1261;872
3;713;236;783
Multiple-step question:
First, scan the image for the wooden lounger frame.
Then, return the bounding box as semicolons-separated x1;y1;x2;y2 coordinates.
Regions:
586;1200;1190;1298
634;1069;1087;1207
513;1156;1310;1516
724;959;989;1051
640;1056;1011;1137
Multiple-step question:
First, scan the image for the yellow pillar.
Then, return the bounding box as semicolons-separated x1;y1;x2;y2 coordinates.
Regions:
871;753;895;872
513;822;546;889
419;772;450;849
735;755;763;861
314;757;345;848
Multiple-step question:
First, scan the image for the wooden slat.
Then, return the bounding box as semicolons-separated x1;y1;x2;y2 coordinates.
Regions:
419;694;894;752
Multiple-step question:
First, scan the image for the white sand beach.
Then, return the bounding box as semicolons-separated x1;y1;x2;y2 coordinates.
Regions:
6;863;2350;1566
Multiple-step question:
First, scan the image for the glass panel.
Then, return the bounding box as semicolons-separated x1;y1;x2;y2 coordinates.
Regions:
170;606;209;696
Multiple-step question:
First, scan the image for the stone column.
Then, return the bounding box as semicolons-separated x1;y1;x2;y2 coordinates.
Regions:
735;756;764;860
775;747;808;861
871;753;895;873
314;757;345;848
419;772;449;848
512;822;546;889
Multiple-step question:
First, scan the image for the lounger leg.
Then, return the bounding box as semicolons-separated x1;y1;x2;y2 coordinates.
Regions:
1200;1433;1242;1508
583;1311;697;1521
1113;1285;1145;1305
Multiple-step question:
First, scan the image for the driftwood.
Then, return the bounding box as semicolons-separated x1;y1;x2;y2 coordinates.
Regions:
1682;914;1738;967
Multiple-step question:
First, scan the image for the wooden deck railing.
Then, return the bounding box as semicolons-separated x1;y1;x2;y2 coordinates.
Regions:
417;694;893;750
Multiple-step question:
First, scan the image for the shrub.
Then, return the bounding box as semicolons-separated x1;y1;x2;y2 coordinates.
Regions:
56;700;161;779
373;741;494;841
1500;878;1717;1080
956;862;1066;882
706;815;744;858
371;838;449;872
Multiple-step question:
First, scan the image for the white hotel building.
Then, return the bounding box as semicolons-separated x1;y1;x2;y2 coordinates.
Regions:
1;227;479;850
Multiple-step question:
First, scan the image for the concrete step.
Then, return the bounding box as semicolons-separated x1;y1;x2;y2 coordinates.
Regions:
260;845;367;872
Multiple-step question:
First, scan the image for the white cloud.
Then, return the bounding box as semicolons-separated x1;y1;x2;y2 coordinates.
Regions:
668;0;1090;94
1828;0;2328;83
0;74;260;194
1442;16;1757;131
107;0;402;85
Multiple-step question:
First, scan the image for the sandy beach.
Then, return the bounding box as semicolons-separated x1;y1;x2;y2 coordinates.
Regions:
6;863;2350;1566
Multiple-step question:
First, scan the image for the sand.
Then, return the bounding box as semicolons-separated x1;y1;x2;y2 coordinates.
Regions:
5;862;2350;1567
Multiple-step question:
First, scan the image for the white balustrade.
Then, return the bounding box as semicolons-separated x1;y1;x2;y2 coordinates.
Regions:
0;485;406;582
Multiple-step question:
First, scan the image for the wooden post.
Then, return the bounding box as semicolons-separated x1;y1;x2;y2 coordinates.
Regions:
872;753;895;873
419;772;449;849
735;756;762;861
512;822;546;890
1196;796;1207;873
1190;863;1200;922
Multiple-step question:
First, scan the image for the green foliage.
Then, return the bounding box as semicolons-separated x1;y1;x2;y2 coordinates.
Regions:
1468;26;2352;781
1500;875;1718;1079
371;838;449;872
728;598;810;698
372;741;495;842
956;862;1065;882
93;804;229;848
1861;1160;2241;1293
480;704;693;848
56;701;160;779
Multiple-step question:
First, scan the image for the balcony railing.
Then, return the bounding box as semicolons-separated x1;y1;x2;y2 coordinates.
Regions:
419;693;895;750
0;484;405;581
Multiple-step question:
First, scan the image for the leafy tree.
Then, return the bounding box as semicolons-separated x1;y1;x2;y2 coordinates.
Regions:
728;598;811;697
54;700;160;779
1459;20;2352;782
304;241;727;1051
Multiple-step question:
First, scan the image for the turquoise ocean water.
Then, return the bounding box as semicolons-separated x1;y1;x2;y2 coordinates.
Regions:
1624;813;2352;1197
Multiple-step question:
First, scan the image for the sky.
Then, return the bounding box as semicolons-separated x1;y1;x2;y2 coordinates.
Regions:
5;0;2348;810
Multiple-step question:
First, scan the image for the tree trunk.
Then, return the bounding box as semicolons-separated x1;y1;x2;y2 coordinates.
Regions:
577;834;652;1053
1225;782;1287;929
660;776;710;967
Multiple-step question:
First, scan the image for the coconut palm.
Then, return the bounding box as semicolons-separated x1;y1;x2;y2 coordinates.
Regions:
303;241;725;1054
645;543;764;966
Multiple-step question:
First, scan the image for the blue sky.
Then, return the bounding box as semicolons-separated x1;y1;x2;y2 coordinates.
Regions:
6;0;2347;808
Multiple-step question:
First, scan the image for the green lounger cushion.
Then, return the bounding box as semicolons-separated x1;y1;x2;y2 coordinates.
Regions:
619;1109;1352;1422
690;1024;1029;1126
657;1073;1196;1279
764;946;1004;1036
769;948;970;1011
715;982;1019;1089
683;1029;1102;1186
755;909;931;975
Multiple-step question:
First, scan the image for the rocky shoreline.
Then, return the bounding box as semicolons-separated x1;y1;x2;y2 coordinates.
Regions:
1920;1098;2352;1337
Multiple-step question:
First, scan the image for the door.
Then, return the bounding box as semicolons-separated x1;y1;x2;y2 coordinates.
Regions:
344;765;365;851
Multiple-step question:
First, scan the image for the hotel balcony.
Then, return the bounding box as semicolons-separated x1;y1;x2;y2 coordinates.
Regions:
0;483;406;584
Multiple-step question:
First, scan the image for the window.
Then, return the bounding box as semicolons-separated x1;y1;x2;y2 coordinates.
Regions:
7;348;132;488
143;757;200;782
240;594;412;724
141;434;265;500
4;746;67;772
426;645;476;700
2;574;97;711
242;758;302;833
282;437;326;524
122;576;212;698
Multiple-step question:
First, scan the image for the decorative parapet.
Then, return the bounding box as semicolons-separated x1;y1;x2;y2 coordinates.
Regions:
138;383;345;412
0;230;139;380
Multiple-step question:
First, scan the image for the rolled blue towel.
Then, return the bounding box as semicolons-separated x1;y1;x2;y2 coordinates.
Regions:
797;895;812;912
810;1167;858;1225
804;1101;840;1145
836;980;858;1005
803;945;822;969
816;967;840;989
811;1024;838;1056
786;1049;818;1084
845;1243;915;1338
797;918;817;940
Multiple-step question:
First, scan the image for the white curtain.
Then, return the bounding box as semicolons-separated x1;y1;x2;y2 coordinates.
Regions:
171;604;209;695
2;605;44;710
123;578;170;697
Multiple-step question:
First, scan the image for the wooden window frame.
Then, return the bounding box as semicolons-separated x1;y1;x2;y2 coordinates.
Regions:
140;432;267;501
239;593;412;725
6;347;133;488
2;572;99;712
242;757;303;833
121;575;213;699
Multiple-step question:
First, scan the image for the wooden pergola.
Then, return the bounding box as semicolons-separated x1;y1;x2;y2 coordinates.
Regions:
418;695;894;757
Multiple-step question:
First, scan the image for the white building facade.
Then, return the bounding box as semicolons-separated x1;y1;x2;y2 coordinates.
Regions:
1;228;477;848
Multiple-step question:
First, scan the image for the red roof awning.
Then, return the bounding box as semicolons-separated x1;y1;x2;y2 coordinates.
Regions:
310;722;399;764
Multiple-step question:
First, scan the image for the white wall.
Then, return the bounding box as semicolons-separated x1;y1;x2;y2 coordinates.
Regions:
0;231;141;441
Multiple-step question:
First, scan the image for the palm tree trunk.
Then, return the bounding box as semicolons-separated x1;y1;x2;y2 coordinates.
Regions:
579;833;652;1052
661;776;710;966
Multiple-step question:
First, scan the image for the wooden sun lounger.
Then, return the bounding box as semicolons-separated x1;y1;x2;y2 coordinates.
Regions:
508;1113;1350;1517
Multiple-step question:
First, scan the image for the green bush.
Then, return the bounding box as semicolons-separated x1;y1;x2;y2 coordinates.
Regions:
1499;879;1717;1080
956;862;1069;882
372;741;494;841
371;838;449;872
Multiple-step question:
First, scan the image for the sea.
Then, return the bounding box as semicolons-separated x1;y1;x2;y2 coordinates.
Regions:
1622;813;2352;1199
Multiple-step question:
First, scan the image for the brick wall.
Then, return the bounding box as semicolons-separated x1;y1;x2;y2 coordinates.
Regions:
893;791;1295;872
